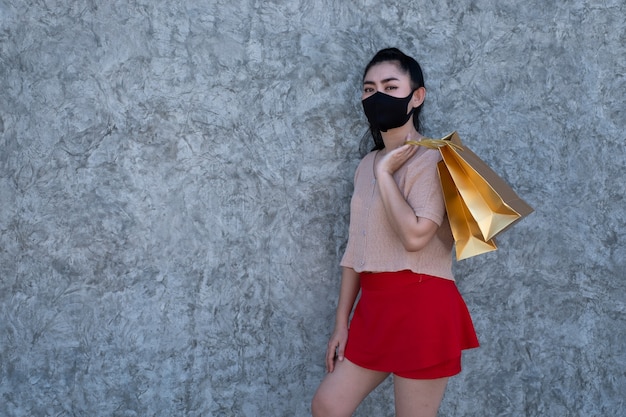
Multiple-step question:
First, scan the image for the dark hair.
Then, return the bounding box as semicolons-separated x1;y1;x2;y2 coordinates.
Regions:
363;48;425;150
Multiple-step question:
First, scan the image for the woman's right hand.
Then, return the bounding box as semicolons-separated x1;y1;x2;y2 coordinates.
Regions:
325;326;349;373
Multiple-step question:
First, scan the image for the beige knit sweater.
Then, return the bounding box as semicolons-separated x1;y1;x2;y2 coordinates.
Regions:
340;146;454;280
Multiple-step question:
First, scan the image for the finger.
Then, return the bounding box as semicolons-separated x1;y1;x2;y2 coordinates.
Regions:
325;343;338;372
327;356;335;373
402;143;417;156
336;343;345;363
393;145;415;160
401;143;416;155
325;346;331;371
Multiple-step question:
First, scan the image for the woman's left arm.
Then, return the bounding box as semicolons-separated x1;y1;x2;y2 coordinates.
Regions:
375;144;439;252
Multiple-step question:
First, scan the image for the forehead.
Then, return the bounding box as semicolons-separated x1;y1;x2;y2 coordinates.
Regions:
363;61;408;82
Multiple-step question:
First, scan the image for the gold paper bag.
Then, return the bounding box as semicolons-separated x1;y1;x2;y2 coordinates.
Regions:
407;132;534;260
438;132;535;241
438;160;498;260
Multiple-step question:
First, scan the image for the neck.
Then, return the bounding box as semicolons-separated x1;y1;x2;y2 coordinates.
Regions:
381;124;422;153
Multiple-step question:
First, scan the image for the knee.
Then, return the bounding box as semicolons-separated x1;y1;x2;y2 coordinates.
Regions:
311;390;325;417
311;389;334;417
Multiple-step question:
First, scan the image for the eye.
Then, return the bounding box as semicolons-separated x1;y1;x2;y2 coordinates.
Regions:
385;85;398;91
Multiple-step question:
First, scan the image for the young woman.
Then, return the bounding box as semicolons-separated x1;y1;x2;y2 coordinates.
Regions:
311;48;479;417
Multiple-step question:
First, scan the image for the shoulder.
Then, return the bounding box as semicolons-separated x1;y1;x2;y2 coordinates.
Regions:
360;150;378;164
417;147;443;162
355;151;377;172
406;147;442;172
352;150;377;181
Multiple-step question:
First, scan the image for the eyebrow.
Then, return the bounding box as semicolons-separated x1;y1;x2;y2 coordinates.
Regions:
363;77;400;85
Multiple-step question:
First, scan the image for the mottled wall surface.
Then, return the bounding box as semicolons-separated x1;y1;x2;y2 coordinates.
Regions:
1;0;624;416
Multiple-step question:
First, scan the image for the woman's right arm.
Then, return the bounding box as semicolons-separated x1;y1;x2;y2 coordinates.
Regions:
325;267;361;372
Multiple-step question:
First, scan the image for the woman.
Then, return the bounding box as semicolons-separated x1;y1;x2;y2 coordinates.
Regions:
311;48;479;417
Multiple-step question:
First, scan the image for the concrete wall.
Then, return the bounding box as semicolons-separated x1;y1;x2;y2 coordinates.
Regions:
1;0;624;415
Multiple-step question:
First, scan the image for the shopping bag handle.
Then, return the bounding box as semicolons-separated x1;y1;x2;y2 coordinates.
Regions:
405;138;464;151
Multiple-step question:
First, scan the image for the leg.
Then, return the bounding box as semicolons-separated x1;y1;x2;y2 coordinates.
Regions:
311;358;389;417
392;375;448;417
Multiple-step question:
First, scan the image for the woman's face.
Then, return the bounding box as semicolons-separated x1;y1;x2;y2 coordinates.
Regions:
362;61;414;100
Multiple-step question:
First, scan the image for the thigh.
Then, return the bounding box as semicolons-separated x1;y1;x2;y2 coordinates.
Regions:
312;359;389;417
393;375;449;417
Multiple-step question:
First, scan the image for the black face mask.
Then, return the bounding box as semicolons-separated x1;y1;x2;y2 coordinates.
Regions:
362;90;417;132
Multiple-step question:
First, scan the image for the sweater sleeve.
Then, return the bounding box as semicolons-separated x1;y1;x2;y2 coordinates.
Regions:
402;149;446;226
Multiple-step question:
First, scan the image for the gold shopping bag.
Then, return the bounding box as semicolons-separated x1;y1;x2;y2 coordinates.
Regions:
438;132;534;241
438;159;498;260
408;132;534;260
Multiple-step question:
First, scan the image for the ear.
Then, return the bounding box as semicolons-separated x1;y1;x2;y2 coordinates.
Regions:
412;87;426;108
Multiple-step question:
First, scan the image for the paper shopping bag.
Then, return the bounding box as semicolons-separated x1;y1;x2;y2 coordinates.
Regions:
438;132;534;241
437;160;498;260
407;132;534;260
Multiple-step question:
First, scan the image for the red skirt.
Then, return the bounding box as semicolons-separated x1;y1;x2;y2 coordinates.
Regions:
344;271;479;379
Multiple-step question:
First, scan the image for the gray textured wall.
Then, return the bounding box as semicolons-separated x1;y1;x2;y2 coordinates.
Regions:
1;0;624;416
